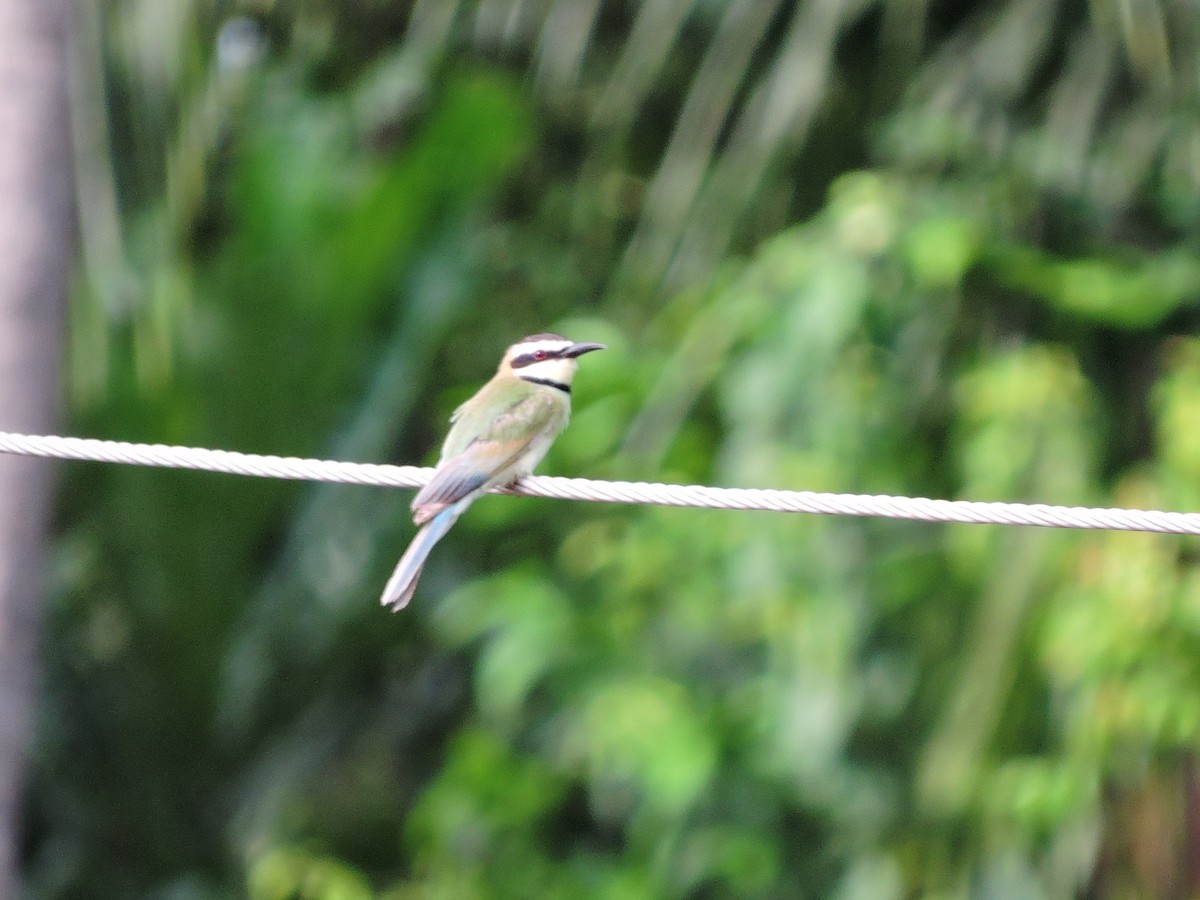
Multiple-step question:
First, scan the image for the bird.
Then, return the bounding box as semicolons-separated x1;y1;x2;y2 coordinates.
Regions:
380;333;605;610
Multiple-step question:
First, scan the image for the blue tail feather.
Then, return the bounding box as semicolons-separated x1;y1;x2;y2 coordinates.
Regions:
380;498;470;610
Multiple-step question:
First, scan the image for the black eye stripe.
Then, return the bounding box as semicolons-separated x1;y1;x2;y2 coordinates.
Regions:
511;352;545;369
510;347;566;368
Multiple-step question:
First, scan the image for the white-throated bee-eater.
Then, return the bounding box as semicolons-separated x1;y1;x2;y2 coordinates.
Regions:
380;333;605;610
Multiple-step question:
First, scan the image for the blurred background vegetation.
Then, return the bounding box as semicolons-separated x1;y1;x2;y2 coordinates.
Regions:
21;0;1200;896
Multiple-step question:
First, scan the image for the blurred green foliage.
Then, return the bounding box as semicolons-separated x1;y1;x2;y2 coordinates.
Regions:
24;0;1200;898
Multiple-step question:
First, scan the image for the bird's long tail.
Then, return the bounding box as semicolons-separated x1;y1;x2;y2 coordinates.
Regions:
380;498;470;611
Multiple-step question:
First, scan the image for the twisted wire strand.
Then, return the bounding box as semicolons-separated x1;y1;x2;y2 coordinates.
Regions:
2;430;1199;535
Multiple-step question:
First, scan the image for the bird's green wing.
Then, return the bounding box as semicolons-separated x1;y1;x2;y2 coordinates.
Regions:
412;390;564;521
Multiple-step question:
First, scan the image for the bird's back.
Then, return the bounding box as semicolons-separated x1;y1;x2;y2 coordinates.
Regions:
410;376;569;522
442;375;568;461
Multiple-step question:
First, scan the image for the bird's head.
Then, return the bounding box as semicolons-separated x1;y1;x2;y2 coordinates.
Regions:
500;333;605;389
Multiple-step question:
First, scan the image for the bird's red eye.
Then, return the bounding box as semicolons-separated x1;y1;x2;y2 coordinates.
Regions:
533;350;548;360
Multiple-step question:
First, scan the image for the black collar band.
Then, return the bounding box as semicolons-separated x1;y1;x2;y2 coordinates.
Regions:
520;375;571;394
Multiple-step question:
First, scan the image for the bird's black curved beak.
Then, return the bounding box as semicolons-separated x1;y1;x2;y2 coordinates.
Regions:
563;342;606;358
